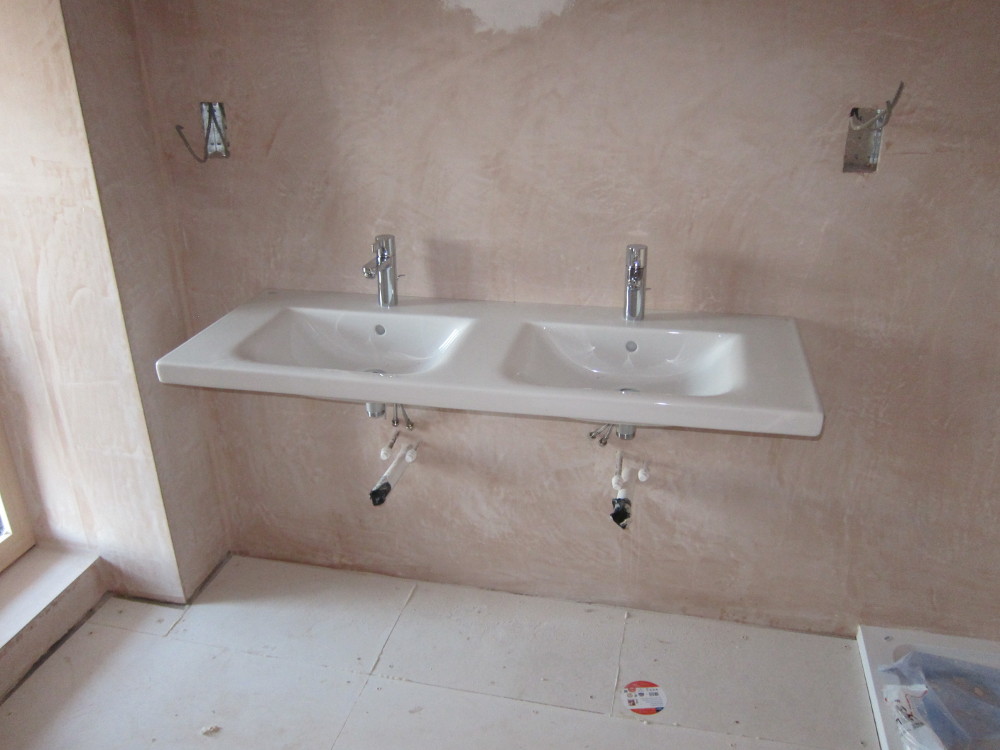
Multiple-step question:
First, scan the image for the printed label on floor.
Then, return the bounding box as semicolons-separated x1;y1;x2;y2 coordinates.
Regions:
622;680;665;715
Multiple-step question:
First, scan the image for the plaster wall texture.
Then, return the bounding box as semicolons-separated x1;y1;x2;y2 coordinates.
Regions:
0;0;184;599
71;0;998;636
60;0;229;599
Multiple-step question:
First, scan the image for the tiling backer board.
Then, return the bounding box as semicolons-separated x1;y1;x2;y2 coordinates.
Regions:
857;625;1000;750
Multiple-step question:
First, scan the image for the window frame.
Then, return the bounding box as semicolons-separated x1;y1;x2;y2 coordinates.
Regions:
0;420;35;573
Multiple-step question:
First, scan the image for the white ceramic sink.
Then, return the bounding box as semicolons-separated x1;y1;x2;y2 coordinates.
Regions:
157;290;823;436
237;307;472;375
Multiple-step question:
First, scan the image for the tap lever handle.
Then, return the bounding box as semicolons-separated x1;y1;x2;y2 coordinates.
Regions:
625;244;647;285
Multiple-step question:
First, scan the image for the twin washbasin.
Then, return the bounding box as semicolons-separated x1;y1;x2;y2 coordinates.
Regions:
156;290;823;436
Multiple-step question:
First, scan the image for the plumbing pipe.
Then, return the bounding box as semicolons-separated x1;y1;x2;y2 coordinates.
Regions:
612;451;625;491
370;443;416;506
613;451;649;490
392;404;414;430
608;453;648;529
380;430;400;460
610;488;632;529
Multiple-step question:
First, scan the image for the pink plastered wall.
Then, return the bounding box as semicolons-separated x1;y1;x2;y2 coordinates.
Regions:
65;0;999;637
0;0;188;599
61;0;229;599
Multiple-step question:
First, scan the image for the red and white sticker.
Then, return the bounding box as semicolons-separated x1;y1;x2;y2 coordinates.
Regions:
622;680;665;715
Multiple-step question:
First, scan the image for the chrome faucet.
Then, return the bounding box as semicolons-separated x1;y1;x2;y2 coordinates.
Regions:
362;234;397;308
624;244;647;321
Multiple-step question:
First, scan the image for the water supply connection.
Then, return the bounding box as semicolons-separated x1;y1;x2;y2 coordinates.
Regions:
370;429;419;506
589;423;637;445
365;402;418;505
608;450;649;530
365;402;414;429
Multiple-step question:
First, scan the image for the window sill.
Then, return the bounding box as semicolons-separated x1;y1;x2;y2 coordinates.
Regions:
0;546;104;700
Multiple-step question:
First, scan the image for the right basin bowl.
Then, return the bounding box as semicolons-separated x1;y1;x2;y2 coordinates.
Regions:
501;321;746;398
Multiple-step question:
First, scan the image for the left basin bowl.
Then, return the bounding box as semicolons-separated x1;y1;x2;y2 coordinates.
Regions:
237;307;472;375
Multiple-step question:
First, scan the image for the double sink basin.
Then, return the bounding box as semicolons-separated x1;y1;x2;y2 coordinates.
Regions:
156;290;823;436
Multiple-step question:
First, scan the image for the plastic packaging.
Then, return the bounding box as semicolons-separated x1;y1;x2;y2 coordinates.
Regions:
880;650;1000;750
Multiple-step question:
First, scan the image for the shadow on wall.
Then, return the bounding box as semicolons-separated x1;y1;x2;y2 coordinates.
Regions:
688;248;816;316
418;237;513;302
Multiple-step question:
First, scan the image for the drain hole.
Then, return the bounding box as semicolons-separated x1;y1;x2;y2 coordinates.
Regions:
366;368;386;376
619;387;640;395
374;324;386;336
624;340;638;353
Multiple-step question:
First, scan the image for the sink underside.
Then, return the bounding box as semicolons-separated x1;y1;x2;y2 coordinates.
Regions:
156;290;824;436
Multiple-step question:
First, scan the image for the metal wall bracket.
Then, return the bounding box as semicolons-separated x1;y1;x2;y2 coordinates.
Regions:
843;82;904;173
201;102;229;159
175;102;230;163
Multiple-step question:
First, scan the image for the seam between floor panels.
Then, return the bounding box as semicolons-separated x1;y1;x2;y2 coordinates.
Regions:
368;581;417;675
610;609;629;715
347;674;624;718
325;672;372;750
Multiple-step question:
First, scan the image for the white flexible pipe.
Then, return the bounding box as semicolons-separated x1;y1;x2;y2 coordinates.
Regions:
370;443;417;506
